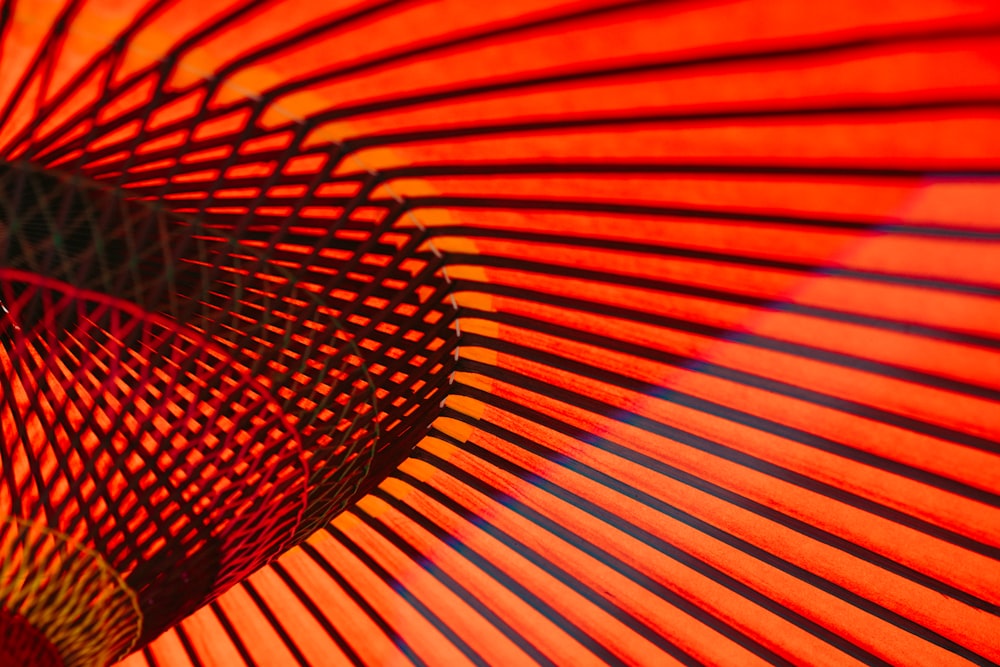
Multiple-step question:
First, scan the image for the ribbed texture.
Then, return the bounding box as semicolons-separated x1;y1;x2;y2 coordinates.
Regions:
1;0;998;665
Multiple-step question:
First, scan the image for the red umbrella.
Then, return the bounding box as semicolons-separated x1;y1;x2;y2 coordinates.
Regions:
1;1;998;665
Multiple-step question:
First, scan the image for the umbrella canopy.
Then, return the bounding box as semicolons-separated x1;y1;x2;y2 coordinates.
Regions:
1;1;998;665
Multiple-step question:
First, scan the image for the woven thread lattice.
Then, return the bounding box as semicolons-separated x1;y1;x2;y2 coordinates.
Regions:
0;268;310;647
0;149;458;658
0;5;462;656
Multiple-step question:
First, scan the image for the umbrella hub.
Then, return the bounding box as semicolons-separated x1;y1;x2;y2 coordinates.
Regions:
0;608;64;667
0;518;139;667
